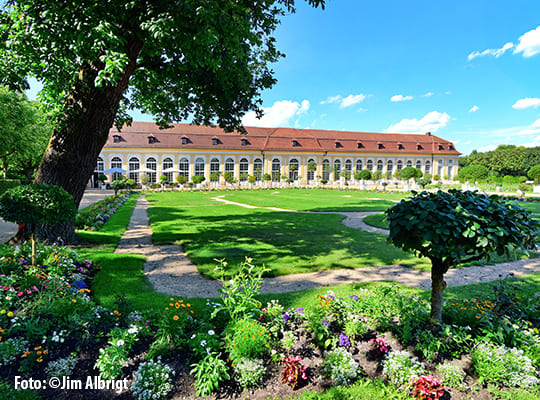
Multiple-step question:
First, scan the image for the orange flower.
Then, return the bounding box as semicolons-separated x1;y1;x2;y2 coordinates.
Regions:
37;357;43;363
173;315;179;321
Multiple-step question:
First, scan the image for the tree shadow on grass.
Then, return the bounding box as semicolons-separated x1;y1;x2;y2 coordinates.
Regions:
147;205;424;279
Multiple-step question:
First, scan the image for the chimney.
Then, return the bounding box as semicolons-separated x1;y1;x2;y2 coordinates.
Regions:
425;132;431;136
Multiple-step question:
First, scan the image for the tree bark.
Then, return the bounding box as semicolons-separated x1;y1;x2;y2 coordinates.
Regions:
34;37;143;244
430;258;449;326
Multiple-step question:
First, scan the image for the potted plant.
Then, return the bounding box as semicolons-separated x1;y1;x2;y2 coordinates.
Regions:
159;175;168;188
140;173;150;189
176;174;187;187
98;173;108;189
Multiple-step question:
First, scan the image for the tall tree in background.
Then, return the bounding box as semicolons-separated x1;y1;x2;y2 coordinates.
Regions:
0;0;325;242
0;86;50;180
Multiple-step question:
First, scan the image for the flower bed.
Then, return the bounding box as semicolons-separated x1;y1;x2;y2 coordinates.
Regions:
0;253;538;399
75;192;132;231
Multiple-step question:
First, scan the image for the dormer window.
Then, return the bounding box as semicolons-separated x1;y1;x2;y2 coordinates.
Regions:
438;144;444;151
241;139;249;146
113;135;120;143
357;142;364;149
377;143;384;149
148;136;156;144
181;137;189;145
397;143;404;150
335;141;342;148
448;144;454;150
417;144;423;150
212;138;220;145
292;140;299;147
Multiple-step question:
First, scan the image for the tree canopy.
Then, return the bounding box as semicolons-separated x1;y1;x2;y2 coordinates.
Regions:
460;145;540;177
0;0;325;242
385;190;538;324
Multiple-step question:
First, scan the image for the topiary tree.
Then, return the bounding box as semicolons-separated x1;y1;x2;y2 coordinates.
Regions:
355;169;372;180
385;189;538;326
111;178;126;195
0;184;76;264
192;175;206;185
458;164;488;182
399;166;422;180
527;165;540;184
176;174;187;185
159;175;168;186
140;174;150;186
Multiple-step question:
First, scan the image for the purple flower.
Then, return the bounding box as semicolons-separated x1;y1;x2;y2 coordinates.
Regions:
339;333;351;347
321;320;330;328
295;307;304;314
282;311;292;323
349;294;359;301
327;295;335;300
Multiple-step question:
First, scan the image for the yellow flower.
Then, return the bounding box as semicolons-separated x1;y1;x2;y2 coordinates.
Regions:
7;312;13;318
173;315;179;321
72;299;77;303
37;357;43;363
0;310;5;315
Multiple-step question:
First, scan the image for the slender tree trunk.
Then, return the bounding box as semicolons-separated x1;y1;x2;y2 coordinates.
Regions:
34;37;143;244
430;258;448;326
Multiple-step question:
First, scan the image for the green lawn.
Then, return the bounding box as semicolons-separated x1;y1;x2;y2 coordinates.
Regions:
146;190;429;278
219;188;404;211
363;213;388;229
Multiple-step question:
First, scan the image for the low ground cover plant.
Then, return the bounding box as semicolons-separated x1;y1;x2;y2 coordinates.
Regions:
75;192;132;231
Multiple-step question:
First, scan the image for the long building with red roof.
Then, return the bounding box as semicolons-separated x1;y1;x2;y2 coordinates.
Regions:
93;121;460;187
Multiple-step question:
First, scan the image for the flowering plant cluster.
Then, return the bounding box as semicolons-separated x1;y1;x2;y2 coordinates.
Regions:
75;192;131;231
411;375;445;400
131;358;174;400
323;347;360;386
281;356;307;389
370;337;390;358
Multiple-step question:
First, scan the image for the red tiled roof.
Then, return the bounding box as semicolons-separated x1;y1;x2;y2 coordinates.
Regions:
106;122;461;155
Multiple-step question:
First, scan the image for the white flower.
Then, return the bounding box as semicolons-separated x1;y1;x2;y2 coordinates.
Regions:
208;330;215;336
200;340;207;347
117;339;125;346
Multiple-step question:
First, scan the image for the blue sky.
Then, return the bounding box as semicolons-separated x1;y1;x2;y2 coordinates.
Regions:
25;0;540;155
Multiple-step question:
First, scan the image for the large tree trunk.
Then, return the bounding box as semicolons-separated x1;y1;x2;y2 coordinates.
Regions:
430;258;449;326
34;38;143;244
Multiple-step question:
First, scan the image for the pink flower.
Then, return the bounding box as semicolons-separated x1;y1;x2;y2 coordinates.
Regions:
17;292;23;297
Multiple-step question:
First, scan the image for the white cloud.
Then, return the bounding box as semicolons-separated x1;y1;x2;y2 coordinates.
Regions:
391;94;413;102
463;140;472;145
242;100;310;127
320;95;342;105
468;42;514;61
512;97;540;110
514;26;540;57
320;94;367;108
340;94;367;108
477;144;498;152
469;105;479;113
385;111;450;133
422;92;434;97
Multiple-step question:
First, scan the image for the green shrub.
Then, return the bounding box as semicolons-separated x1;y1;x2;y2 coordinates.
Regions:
458;164;488;181
0;179;20;195
175;174;187;185
191;352;230;397
355;169;372;180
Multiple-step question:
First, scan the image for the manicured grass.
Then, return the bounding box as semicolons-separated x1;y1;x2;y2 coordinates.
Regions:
146;191;430;278
220;188;404;211
363;212;388;229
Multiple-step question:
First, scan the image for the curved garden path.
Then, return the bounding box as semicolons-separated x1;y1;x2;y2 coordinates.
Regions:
114;195;540;298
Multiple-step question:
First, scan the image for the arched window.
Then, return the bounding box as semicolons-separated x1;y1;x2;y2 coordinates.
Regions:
146;157;157;183
406;160;413;168
366;160;373;172
396;160;403;171
334;159;341;180
271;159;281;182
356;159;363;173
95;157;104;172
179;157;189;179
162;157;173;183
425;160;431;174
111;156;123;181
376;160;384;171
345;159;352;172
129;157;140;183
307;158;316;181
438;159;444;176
195;157;205;177
224;157;234;180
387;160;394;174
239;158;249;181
253;158;263;180
416;160;422;170
210;158;220;174
448;159;454;177
289;158;299;180
322;159;330;180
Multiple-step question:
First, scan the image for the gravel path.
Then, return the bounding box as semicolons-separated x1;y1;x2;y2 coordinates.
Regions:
115;195;540;298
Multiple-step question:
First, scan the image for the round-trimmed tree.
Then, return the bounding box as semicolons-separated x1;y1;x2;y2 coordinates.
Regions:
0;184;76;264
399;166;422;180
458;164;489;181
385;189;538;325
527;165;540;184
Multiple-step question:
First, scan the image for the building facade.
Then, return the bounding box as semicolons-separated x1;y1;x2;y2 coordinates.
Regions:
93;122;461;187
